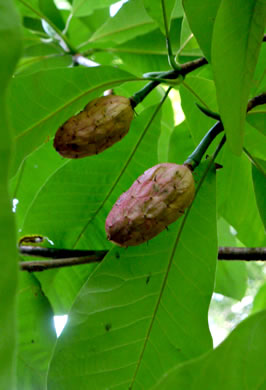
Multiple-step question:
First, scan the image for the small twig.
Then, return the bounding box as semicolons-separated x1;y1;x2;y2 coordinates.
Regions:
218;247;266;261
19;246;266;272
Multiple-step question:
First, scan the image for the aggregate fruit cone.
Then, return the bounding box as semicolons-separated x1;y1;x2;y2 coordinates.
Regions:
54;95;134;158
105;163;195;246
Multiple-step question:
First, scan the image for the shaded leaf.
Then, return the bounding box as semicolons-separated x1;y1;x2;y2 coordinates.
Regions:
212;0;266;155
47;163;217;389
17;272;56;389
153;310;266;389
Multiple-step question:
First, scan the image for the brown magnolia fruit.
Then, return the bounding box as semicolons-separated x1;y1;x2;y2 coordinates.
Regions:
105;163;195;247
53;95;134;158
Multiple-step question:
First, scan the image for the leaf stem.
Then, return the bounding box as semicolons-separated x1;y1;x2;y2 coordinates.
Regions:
184;122;224;170
131;57;207;107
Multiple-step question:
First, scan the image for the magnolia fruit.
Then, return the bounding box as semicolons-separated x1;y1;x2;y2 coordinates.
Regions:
105;163;195;247
53;95;134;158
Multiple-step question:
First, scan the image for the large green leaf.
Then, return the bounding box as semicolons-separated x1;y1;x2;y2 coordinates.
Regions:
21;105;162;313
153;310;266;389
8;66;136;176
17;272;56;390
252;158;266;229
143;0;176;35
182;0;221;61
0;1;22;389
212;0;266;155
89;0;156;44
47;163;217;389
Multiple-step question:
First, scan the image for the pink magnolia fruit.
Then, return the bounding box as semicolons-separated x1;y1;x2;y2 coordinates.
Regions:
53;95;134;158
105;163;195;247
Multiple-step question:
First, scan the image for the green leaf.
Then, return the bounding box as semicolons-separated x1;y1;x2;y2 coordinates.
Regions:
143;0;176;35
153;310;266;389
89;0;156;44
21;105;162;313
246;106;266;135
39;0;65;30
211;0;266;155
72;0;114;17
17;272;56;389
47;163;217;389
252;283;266;314
0;1;22;389
215;218;247;301
252;158;266;229
182;0;221;61
8;66;136;176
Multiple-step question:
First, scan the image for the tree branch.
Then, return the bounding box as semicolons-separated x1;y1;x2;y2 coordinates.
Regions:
19;246;266;272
